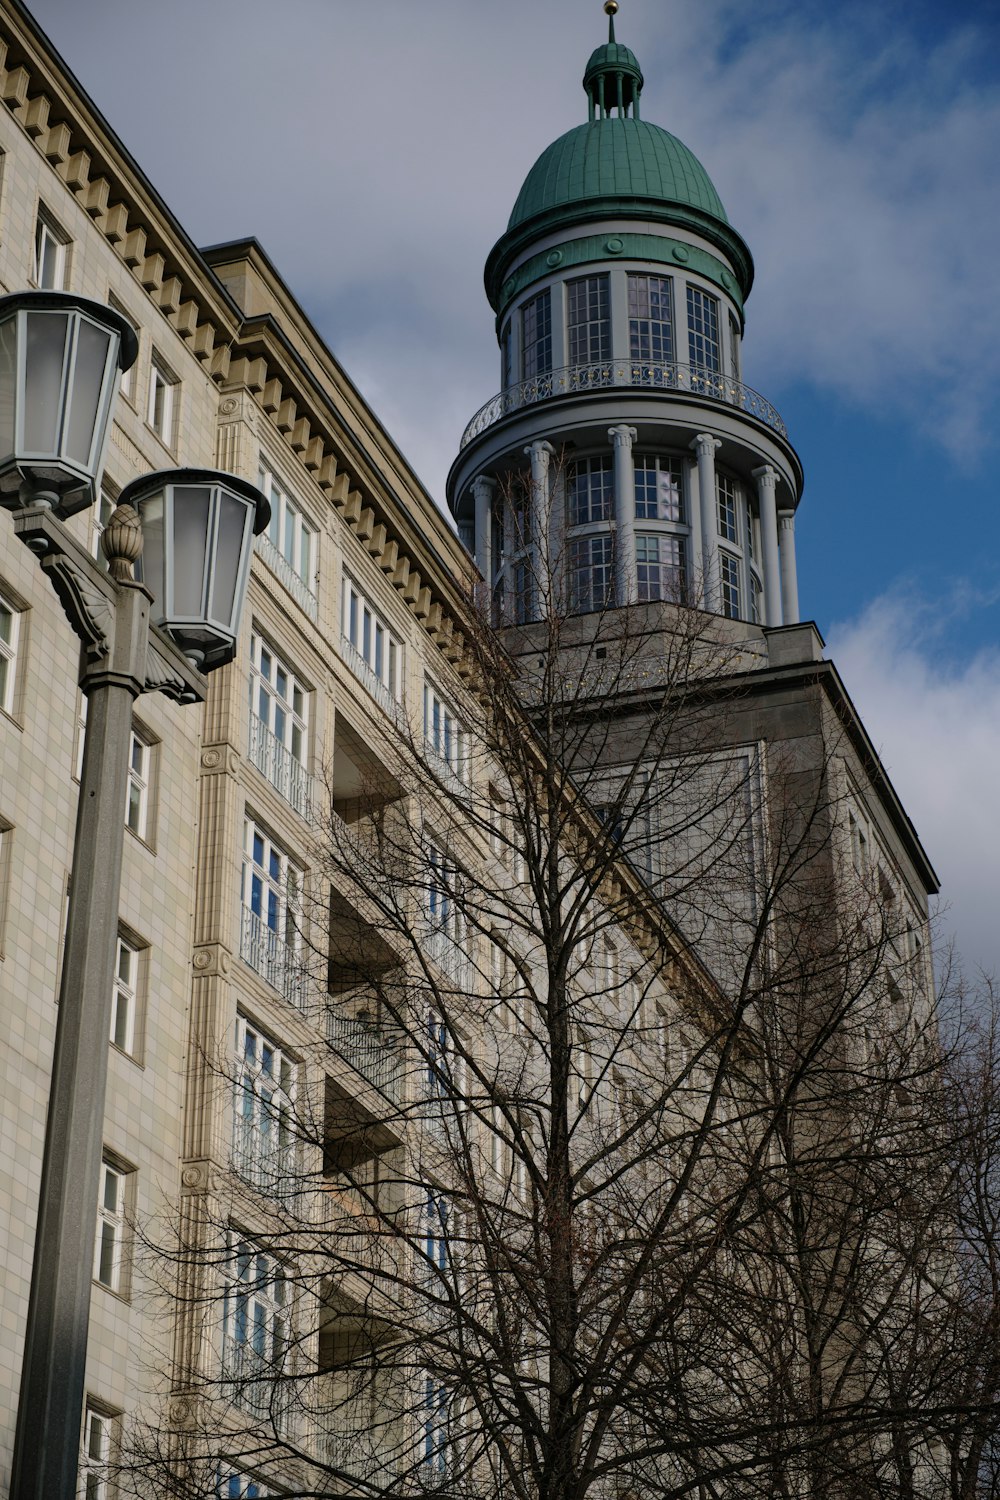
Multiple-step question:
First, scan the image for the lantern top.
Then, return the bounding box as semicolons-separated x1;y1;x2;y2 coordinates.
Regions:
118;467;271;535
0;289;139;373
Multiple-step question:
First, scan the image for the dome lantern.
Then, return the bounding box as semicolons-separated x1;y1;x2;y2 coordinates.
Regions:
585;2;644;119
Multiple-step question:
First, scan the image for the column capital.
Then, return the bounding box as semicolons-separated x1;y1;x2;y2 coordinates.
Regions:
752;463;778;489
523;440;556;461
690;433;722;458
777;508;796;526
471;473;496;500
607;424;638;450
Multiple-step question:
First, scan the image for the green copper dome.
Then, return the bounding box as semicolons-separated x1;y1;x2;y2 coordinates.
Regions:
507;117;729;233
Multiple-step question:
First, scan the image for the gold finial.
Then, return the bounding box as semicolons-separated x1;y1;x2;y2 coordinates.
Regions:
604;1;619;13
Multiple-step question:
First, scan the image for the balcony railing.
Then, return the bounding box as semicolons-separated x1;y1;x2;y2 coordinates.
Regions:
459;360;788;448
255;533;319;620
249;711;314;820
240;906;304;1007
327;1004;402;1104
340;636;405;725
320;1428;401;1481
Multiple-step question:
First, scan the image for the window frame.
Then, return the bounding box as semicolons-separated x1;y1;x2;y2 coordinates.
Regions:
0;587;21;718
635;532;686;603
423;678;468;784
233;1014;297;1189
566;273;611;366
34;207;69;290
241;816;303;996
125;724;154;844
111;929;144;1059
81;1403;118;1500
147;353;178;447
686;284;721;373
629;273;675;365
257;461;317;593
221;1233;292;1429
567;456;614;528
569;533;615;615
248;628;311;812
342;573;404;704
94;1156;131;1297
520;289;552;381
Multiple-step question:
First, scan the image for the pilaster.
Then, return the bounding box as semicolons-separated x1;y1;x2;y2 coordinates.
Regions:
523;439;556;617
609;424;638;605
691;434;722;611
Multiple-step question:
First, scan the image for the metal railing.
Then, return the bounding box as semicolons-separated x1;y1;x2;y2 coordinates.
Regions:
327;1004;402;1104
248;712;314;819
240;906;305;1008
255;533;319;620
340;636;405;725
459;360;788;448
320;1427;401;1481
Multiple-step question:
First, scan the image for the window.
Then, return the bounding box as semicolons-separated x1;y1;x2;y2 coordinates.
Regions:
249;631;310;815
34;209;68;290
425;845;467;983
422;1188;450;1278
629;274;674;364
233;1016;296;1188
421;1377;450;1474
634;455;683;521
719;553;741;619
91;486;116;563
520;290;552;380
567;274;610;365
0;590;20;716
501;320;513;389
125;727;152;841
716;473;739;543
512;558;533;626
216;1471;267;1500
82;1405;117;1500
147;355;177;445
258;462;316;599
729;313;741;381
241;818;302;1001
687;285;720;373
424;680;467;783
222;1236;290;1428
94;1159;129;1294
109;294;136;402
111;933;140;1056
569;534;614;614
568;457;613;526
636;534;686;602
342;574;403;706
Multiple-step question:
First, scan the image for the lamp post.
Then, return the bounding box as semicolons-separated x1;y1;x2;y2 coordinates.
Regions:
1;291;269;1500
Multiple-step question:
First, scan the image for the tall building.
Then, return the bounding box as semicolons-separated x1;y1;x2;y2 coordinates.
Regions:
0;2;942;1497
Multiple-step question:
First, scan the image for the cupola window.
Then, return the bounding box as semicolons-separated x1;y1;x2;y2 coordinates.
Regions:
629;275;674;366
568;457;614;527
521;291;552;381
636;535;686;603
634;457;683;522
570;534;615;615
687;286;721;373
567;275;611;366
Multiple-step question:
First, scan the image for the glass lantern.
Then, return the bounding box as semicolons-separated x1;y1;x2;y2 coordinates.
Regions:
118;468;270;670
0;290;138;517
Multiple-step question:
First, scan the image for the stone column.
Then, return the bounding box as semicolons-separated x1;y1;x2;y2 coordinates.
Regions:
523;439;555;617
691;433;721;611
752;464;783;627
608;424;638;605
778;509;800;624
472;473;496;586
685;454;702;609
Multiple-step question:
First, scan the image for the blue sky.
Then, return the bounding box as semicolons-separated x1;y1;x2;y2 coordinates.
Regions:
21;0;1000;973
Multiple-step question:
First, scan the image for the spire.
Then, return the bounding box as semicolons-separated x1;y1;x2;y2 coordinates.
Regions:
585;4;643;121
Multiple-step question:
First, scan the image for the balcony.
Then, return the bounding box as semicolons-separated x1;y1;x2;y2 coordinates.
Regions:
340;636;405;726
249;711;314;820
240;906;305;1007
320;1428;401;1483
255;533;318;620
327;1004;402;1106
459;359;788;449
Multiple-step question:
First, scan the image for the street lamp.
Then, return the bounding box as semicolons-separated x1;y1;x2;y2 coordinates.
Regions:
5;291;269;1500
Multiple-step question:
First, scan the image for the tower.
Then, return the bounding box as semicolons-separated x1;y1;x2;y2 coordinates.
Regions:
447;2;803;632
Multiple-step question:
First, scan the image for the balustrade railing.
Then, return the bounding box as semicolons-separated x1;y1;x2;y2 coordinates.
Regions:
248;711;313;819
320;1427;401;1480
240;906;304;1007
459;360;787;448
255;533;319;619
327;1004;402;1104
340;636;405;725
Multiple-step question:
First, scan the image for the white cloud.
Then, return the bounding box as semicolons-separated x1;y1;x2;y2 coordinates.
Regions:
827;590;1000;978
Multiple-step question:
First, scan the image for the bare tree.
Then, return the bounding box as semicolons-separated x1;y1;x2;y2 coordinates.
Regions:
119;484;989;1500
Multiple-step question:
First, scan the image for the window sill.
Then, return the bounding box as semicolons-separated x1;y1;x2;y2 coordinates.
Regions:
124;824;156;856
